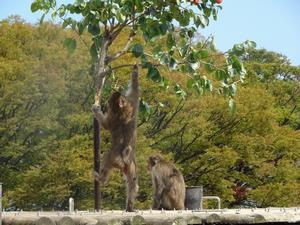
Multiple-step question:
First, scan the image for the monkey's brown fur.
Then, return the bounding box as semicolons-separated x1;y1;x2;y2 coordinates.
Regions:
148;155;186;210
92;65;139;212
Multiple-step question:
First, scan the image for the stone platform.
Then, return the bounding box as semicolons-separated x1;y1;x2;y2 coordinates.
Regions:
1;208;300;225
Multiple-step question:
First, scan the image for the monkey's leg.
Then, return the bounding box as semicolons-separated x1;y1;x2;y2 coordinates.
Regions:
152;199;161;210
160;190;173;210
96;150;116;184
125;161;138;212
153;185;164;209
121;146;132;165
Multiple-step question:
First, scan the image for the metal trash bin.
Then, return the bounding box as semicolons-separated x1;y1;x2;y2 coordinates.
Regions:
185;186;203;210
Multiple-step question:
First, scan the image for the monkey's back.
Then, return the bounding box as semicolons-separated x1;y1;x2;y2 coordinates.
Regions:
156;161;186;210
110;118;137;154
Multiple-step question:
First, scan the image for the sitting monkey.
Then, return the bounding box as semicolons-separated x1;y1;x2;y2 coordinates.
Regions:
148;155;186;210
92;65;139;212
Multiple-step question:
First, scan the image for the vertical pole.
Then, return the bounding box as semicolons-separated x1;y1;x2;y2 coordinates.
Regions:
0;183;2;225
93;118;101;211
199;186;203;210
69;198;74;213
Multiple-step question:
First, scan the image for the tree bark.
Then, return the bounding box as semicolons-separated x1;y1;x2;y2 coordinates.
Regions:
93;38;109;211
93;118;100;211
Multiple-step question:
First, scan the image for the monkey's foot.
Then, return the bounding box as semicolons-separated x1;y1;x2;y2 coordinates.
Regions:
93;169;109;184
126;203;134;212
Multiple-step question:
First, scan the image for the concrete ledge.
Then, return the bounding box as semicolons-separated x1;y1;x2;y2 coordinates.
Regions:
1;208;300;225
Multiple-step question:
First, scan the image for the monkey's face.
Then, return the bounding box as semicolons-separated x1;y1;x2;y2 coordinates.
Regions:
109;92;127;112
147;156;158;173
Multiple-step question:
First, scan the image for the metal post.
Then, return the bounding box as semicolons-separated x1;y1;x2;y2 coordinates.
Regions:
93;118;101;211
69;197;74;214
0;183;2;225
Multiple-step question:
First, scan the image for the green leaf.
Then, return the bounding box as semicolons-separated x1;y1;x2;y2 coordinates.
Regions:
58;5;66;17
231;55;242;73
63;38;77;54
147;66;161;82
159;53;169;65
132;44;144;58
116;11;126;23
194;83;204;95
77;22;85;35
180;64;195;74
198;49;209;59
212;8;218;20
199;15;208;27
204;8;211;17
187;79;194;89
179;9;191;27
229;83;237;96
90;42;98;60
158;102;165;108
174;84;187;99
229;99;236;114
169;57;177;70
51;11;57;21
166;33;175;50
159;76;169;90
204;62;214;73
232;43;245;55
62;18;75;29
139;100;151;121
193;74;201;81
88;24;100;36
140;54;148;65
141;101;151;114
215;70;226;80
245;40;257;48
152;45;162;57
206;80;213;91
31;1;40;12
158;23;168;35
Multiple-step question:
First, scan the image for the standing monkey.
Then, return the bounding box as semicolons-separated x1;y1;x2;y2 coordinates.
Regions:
92;65;139;212
148;155;186;210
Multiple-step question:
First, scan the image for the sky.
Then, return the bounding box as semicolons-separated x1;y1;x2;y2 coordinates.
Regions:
0;0;299;65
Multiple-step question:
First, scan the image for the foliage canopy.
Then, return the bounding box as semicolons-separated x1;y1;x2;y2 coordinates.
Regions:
0;18;299;210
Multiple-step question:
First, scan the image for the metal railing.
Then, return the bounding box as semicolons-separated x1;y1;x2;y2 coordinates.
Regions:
200;196;221;210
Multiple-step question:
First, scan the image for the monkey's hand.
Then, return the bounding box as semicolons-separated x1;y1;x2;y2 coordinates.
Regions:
92;104;100;112
92;104;101;117
93;171;100;181
92;104;109;129
132;64;138;78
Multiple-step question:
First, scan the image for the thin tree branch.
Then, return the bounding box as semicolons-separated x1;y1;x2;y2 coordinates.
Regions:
149;123;188;147
107;31;135;63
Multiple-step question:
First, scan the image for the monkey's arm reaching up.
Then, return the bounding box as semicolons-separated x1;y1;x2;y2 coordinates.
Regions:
126;65;139;109
92;104;109;130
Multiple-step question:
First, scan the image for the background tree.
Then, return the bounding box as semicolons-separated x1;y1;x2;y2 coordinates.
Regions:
30;0;254;210
1;19;299;210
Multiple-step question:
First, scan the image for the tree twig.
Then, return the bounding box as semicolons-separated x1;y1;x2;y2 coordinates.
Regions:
107;31;135;63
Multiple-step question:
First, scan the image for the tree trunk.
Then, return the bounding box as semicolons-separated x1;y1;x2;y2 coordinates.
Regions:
93;38;109;211
93;118;100;211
